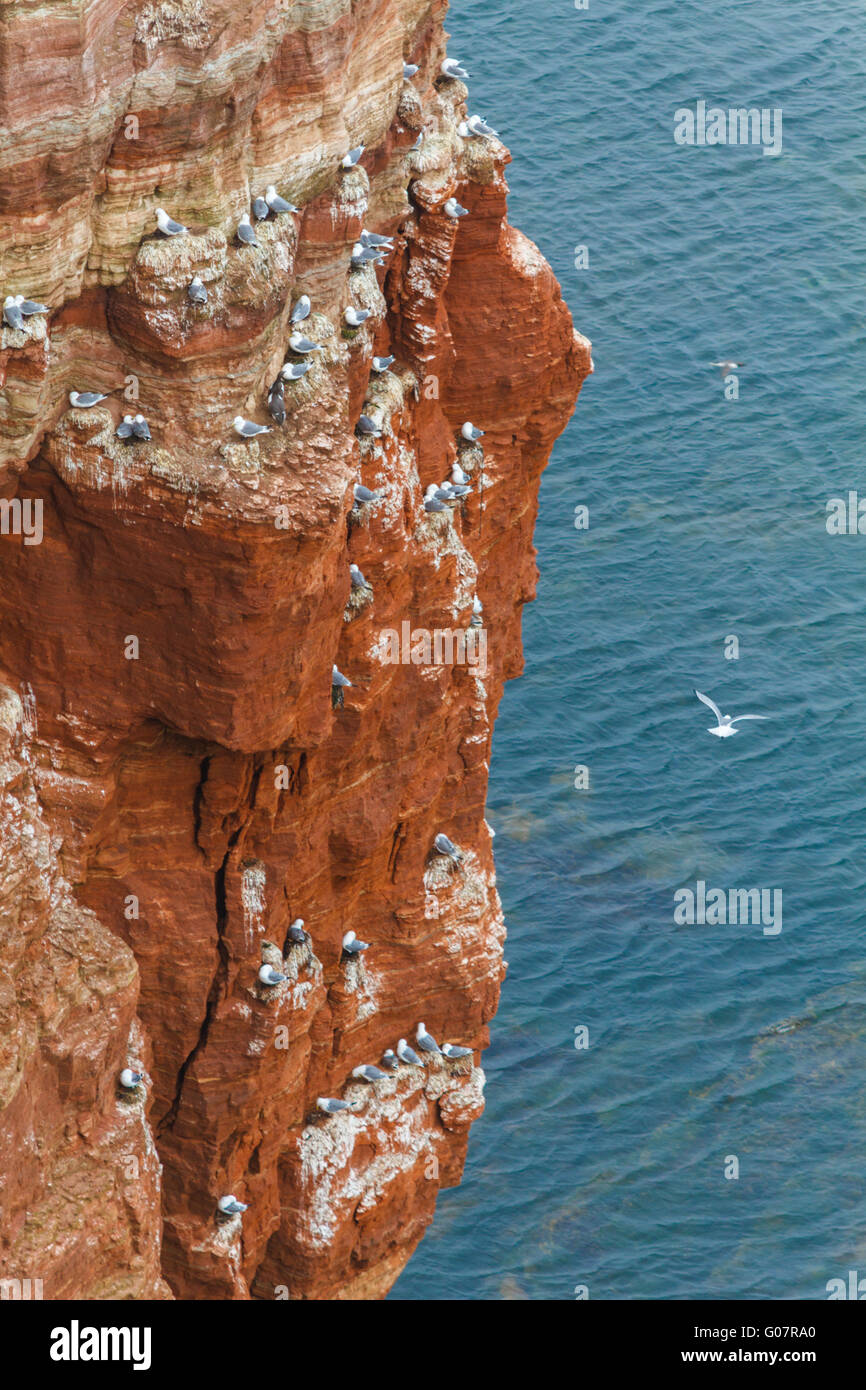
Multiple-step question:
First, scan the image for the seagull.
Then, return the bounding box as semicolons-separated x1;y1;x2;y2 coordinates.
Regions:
342;146;365;169
3;296;25;330
252;196;270;221
69;391;107;408
444;477;471;499
268;380;286;424
188;275;208;304
441;57;469;80
424;488;448;514
403;62;419;79
442;1043;472;1060
342;930;369;956
291;295;311;324
349;563;367;589
258;963;287;986
461;421;484;441
155;207;187;236
116;415;135;440
710;360;745;376
217;1195;248;1215
452;461;470;486
360;230;393;249
266;186;299;214
237;213;257;246
234;416;270;438
332;665;352;689
416;1022;442;1055
353;1064;388;1083
372;355;395;373
396;1038;423;1066
281;361;312;381
694;689;768;739
470;595;483;628
434;832;463;862
287;918;307;945
352;243;385;268
15;295;49;316
381;1049;398;1070
132;413;151;440
345;306;371;327
353;483;382;507
357;414;382;437
467;114;498;137
289;332;320;354
317;1097;351;1114
444;198;469;219
119;1068;143;1089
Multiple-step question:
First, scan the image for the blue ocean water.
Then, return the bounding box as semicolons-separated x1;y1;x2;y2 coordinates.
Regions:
393;0;866;1300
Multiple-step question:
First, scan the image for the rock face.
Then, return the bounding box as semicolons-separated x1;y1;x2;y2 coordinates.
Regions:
0;0;590;1299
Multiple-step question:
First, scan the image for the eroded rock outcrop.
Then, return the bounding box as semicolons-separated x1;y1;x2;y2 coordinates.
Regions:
0;0;590;1299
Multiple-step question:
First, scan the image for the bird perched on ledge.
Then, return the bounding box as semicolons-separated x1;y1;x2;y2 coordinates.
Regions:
156;207;187;236
345;306;371;327
3;296;25;329
187;275;207;304
353;1064;388;1083
266;185;299;214
258;963;287;986
444;197;469;220
442;1043;473;1060
317;1097;351;1115
396;1037;423;1067
217;1195;248;1216
252;196;270;221
15;294;49;316
416;1022;442;1056
435;833;464;863
461;421;485;442
234;416;270;438
341;145;365;168
119;1068;143;1090
287;918;308;945
342;930;369;957
236;213;257;247
441;56;469;80
69;390;106;408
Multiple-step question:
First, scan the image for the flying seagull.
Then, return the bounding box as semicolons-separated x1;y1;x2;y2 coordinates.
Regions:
710;360;745;376
119;1068;143;1089
441;57;469;80
237;213;257;246
155;207;187;236
396;1038;423;1066
188;275;208;304
234;416;270;437
217;1195;248;1215
694;689;768;739
416;1022;442;1055
342;146;365;169
69;391;106;408
444;198;469;219
258;963;287;986
434;833;463;862
266;186;299;214
342;930;369;956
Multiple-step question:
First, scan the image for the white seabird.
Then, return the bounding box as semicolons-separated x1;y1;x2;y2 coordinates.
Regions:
289;332;320;354
116;415;135;440
344;306;372;327
403;63;419;79
266;185;299;214
281;361;312;381
237;213;257;246
461;421;484;441
710;360;745;376
3;295;25;330
434;832;463;862
342;930;369;956
360;230;393;249
119;1068;143;1089
349;563;367;589
155;207;187;236
291;295;311;324
416;1022;442;1055
382;1049;398;1070
317;1097;351;1114
188;275;208;304
342;146;365;168
372;355;395;373
217;1194;248;1215
132;413;151;440
441;57;469;80
396;1037;423;1066
258;963;287;986
233;416;270;438
444;197;469;219
442;1043;473;1060
694;689;768;739
332;665;352;688
69;390;107;408
252;196;270;221
424;485;448;514
353;1064;388;1083
452;461;470;486
352;243;385;268
353;483;382;506
467;114;498;137
15;294;49;316
287;918;307;945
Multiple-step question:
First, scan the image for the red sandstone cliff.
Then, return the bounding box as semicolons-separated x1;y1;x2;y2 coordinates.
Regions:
0;0;590;1299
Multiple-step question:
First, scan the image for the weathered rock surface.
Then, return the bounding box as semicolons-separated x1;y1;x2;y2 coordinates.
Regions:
0;0;590;1299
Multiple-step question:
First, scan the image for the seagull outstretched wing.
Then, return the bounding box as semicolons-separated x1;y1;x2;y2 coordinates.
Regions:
694;689;723;723
729;714;768;725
